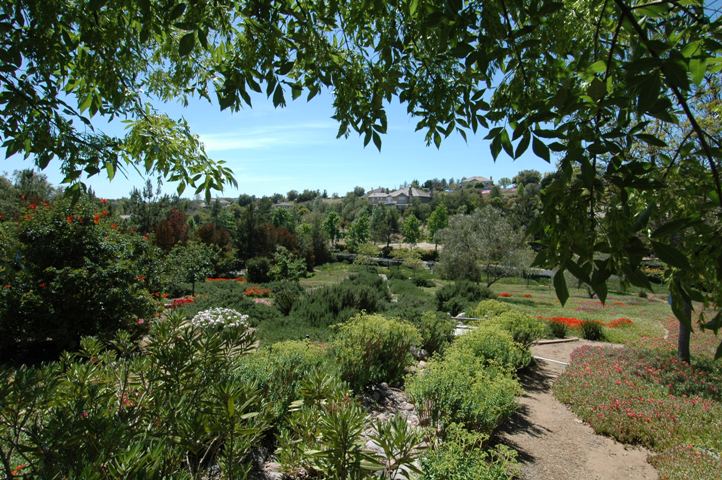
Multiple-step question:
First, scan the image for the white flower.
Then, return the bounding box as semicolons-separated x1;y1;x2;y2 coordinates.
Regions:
191;308;249;331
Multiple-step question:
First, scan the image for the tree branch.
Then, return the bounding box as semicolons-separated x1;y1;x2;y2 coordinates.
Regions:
614;0;722;209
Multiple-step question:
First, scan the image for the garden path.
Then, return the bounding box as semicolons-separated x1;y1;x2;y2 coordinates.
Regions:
496;340;659;480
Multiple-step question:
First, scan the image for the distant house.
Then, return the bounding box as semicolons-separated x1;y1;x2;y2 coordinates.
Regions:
367;187;432;208
461;176;494;189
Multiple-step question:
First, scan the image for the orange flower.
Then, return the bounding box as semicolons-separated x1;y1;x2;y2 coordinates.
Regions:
110;223;118;230
136;275;145;282
161;292;169;298
93;213;100;224
99;198;108;204
3;284;10;289
28;203;37;210
66;215;74;224
10;463;28;477
101;209;109;216
498;292;513;297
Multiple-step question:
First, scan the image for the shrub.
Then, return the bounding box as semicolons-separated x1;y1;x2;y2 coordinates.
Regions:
406;351;520;432
436;281;495;313
236;340;332;420
246;256;271;283
421;424;518;480
0;312;267;479
415;311;456;355
332;314;420;391
547;320;568;338
580;320;604;340
291;273;389;327
269;246;307;281
0;198;157;357
272;280;304;315
492;311;547;347
190;307;249;331
470;299;512;319
449;325;532;371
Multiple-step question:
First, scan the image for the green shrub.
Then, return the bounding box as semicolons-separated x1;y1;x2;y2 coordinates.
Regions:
492;311;547;347
580;320;604;340
333;314;420;391
272;280;304;315
291;273;389;326
406;352;520;432
269;246;307;281
413;276;435;288
470;299;513;319
0;198;157;356
421;424;518;480
236;340;331;420
416;311;456;354
436;281;495;313
548;320;568;338
0;312;268;479
449;325;532;371
246;256;271;283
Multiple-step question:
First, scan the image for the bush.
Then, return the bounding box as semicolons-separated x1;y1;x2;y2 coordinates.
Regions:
333;314;420;391
246;256;271;283
406;349;520;432
269;246;307;281
414;276;435;287
580;320;604;340
272;280;304;315
492;310;547;347
236;340;332;420
291;273;390;327
415;311;456;355
470;299;512;319
449;325;532;371
421;424;518;480
0;312;267;479
548;320;568;338
0;198;157;357
444;296;467;317
436;281;495;313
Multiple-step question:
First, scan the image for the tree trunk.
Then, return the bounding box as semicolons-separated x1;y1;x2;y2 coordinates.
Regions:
678;321;691;364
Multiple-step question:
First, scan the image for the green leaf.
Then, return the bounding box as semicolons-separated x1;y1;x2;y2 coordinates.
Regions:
169;3;186;20
689;58;707;85
372;132;381;151
490;134;501;160
179;32;195;56
651;241;691;270
272;84;285;107
634;133;667;147
105;161;115;180
589;60;607;74
532;137;550;162
515;132;530;158
553;269;569;305
637;73;661;112
499;129;513;157
587;78;606;101
410;0;419;15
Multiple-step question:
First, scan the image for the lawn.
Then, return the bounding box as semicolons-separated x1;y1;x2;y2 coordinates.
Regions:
299;262;354;289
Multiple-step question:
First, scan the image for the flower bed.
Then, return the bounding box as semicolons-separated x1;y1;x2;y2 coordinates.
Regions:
498;292;513;297
538;316;584;328
244;286;271;297
554;346;722;480
607;317;633;328
166;296;195;308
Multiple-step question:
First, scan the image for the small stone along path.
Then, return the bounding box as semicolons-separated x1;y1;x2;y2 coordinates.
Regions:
496;339;658;480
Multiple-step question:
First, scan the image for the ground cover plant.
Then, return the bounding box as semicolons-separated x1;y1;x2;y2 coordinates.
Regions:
554;344;722;480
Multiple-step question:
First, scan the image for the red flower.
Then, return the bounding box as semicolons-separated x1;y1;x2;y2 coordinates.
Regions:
161;293;169;299
136;275;145;282
100;198;108;204
608;317;633;328
38;281;47;289
136;318;145;326
101;209;109;217
244;286;271;297
10;463;27;477
522;293;532;298
93;214;100;224
498;292;513;297
28;203;37;210
66;215;74;224
80;411;89;419
110;223;118;230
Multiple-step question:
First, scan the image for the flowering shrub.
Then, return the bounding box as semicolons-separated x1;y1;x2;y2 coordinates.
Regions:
522;293;532;298
191;307;249;330
244;286;272;297
554;346;722;480
607;317;633;328
539;316;584;328
253;297;272;306
580;320;604;340
498;292;513;298
167;296;194;308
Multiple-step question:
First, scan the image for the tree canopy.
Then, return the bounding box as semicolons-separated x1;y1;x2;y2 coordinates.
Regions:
3;0;721;356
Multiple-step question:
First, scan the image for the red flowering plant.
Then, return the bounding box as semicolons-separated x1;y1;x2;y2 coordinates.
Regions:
607;317;633;328
498;292;513;297
243;286;271;297
0;197;157;356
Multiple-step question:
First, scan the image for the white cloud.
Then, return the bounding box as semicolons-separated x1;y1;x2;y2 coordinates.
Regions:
199;122;336;152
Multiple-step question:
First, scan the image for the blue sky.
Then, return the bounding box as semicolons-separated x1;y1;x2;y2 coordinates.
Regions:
2;91;555;199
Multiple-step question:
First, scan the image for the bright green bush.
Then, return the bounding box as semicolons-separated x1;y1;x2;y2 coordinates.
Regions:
436;281;495;314
332;313;420;391
406;352;520;432
492;310;547;347
449;325;532;371
547;320;568;338
236;340;332;420
421;424;518;480
470;299;513;319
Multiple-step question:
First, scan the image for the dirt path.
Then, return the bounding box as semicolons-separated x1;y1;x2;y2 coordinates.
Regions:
496;340;659;480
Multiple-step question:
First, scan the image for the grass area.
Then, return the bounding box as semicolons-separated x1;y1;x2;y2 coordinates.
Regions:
299;262;354;289
487;281;671;345
554;344;722;480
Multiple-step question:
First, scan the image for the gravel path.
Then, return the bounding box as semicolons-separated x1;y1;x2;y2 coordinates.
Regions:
495;340;658;480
